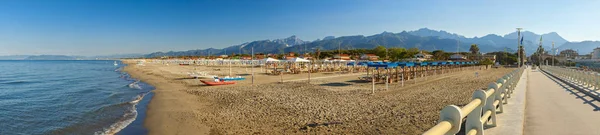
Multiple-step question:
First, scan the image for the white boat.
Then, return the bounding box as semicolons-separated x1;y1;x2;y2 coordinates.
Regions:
114;61;118;66
188;72;216;79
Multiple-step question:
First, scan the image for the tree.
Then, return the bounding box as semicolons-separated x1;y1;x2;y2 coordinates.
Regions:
373;45;387;58
402;48;420;59
485;51;517;65
480;58;494;65
432;50;449;60
469;44;480;55
388;47;407;61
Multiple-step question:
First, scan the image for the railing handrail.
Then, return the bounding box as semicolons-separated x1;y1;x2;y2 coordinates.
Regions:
423;67;525;135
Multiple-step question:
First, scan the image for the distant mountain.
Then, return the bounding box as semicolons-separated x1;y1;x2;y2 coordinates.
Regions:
24;55;77;60
556;41;600;54
407;28;466;39
407;28;539;55
503;31;568;48
88;54;145;59
144;28;584;58
145;35;309;58
323;36;336;40
0;55;32;60
272;35;308;46
284;31;506;54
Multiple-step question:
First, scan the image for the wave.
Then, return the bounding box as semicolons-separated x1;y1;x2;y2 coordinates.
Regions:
127;81;142;90
0;80;38;85
94;92;148;135
114;67;123;72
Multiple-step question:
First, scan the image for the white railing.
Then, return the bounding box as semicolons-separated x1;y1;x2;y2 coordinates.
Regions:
541;66;600;93
423;67;525;135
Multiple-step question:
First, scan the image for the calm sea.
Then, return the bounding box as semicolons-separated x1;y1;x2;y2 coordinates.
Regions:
0;60;153;135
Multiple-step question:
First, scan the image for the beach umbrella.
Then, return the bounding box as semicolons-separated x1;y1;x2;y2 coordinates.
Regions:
263;57;280;63
289;57;310;63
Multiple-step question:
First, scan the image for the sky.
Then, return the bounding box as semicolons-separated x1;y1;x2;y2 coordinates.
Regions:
0;0;598;56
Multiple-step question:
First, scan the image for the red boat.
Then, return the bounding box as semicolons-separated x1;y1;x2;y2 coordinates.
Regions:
200;80;236;86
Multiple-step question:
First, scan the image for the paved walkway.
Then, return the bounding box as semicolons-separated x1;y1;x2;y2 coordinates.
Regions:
485;67;528;135
524;68;600;135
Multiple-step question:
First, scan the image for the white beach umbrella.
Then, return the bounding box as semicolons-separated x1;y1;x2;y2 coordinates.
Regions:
263;57;280;62
289;57;310;63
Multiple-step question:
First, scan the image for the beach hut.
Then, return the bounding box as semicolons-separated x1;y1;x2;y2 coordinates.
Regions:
262;58;280;74
365;63;399;92
263;57;280;63
288;57;310;74
288;57;310;63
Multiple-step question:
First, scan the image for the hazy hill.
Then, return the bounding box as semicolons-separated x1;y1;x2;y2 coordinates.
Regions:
144;28;584;58
0;55;32;60
24;55;77;60
556;41;600;54
504;31;568;48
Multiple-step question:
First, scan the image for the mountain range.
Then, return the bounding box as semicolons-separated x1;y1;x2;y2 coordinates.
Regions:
145;28;600;58
4;28;598;60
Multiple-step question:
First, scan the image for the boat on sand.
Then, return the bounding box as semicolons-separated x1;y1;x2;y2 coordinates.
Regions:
218;76;245;81
200;80;236;86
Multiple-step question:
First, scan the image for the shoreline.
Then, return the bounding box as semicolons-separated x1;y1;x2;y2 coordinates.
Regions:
121;60;210;135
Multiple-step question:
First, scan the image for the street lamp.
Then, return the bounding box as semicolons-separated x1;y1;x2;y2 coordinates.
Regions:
516;28;523;67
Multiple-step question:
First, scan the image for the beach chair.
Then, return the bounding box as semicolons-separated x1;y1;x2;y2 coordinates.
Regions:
358;76;373;81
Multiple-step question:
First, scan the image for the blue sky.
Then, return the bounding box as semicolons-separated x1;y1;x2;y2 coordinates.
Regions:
0;0;598;56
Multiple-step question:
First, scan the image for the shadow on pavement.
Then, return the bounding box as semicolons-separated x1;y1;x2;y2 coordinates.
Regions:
541;70;600;111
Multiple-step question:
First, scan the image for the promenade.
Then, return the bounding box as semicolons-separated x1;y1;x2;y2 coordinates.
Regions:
523;68;600;135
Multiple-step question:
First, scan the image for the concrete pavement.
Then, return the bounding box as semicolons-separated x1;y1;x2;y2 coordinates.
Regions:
484;67;528;135
523;68;600;135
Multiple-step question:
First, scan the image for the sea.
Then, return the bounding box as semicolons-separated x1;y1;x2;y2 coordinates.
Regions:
0;60;154;135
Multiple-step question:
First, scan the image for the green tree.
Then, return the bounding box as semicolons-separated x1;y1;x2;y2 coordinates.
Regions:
401;47;420;59
469;44;480;55
486;51;517;65
388;47;407;61
373;45;387;58
432;50;449;60
480;58;494;65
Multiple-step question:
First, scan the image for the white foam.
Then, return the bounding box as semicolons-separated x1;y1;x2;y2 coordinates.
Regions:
94;93;146;135
127;81;142;90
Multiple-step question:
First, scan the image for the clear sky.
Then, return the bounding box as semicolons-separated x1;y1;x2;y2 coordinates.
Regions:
1;0;598;56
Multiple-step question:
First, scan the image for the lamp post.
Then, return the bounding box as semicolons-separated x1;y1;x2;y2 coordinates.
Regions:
516;28;523;68
552;42;555;66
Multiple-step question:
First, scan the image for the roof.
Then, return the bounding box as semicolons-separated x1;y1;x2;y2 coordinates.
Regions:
416;51;432;56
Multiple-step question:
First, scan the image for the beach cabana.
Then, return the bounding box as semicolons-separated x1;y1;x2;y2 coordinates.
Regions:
288;57;310;63
263;57;280;63
262;58;281;74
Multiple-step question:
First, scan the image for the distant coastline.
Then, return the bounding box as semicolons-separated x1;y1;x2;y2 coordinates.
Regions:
0;54;143;60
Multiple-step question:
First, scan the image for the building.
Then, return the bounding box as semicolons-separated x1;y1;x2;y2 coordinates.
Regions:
255;54;266;59
592;48;600;59
284;52;296;60
333;54;351;60
300;53;313;60
241;56;252;60
360;54;380;61
473;54;497;62
413;51;433;61
449;54;467;60
559;49;578;58
575;54;591;60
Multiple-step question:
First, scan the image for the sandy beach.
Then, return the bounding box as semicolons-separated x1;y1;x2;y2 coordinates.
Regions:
123;60;514;134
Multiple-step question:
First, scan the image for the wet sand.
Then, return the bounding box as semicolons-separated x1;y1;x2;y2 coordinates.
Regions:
122;60;513;134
